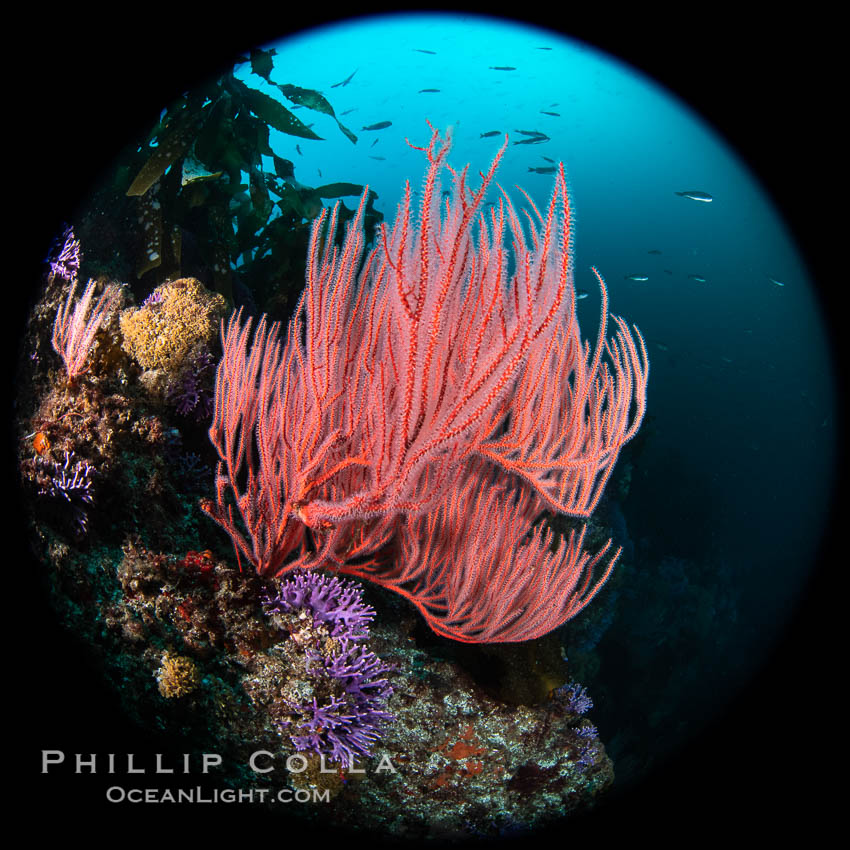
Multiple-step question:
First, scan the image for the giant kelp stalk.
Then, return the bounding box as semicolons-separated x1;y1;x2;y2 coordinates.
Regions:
202;125;649;643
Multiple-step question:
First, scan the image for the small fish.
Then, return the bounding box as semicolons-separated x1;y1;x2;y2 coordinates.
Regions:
414;48;436;54
295;144;302;156
480;130;502;138
361;121;392;131
418;88;440;93
576;289;589;300
655;342;669;352
489;66;517;71
539;110;560;117
624;274;649;282
663;269;673;275
371;138;379;147
541;156;555;163
536;47;553;51
675;190;713;202
528;166;557;174
647;249;662;255
368;156;386;161
339;108;357;116
688;274;707;283
720;357;733;364
514;129;548;137
317;168;322;178
513;136;549;145
766;275;786;287
331;69;358;89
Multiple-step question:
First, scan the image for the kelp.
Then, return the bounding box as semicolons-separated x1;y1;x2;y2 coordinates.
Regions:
276;83;336;118
115;48;379;314
276;82;358;145
314;182;370;199
248;47;276;83
229;77;323;140
126;106;210;197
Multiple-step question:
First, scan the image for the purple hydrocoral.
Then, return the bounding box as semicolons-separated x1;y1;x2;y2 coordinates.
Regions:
265;571;394;766
48;226;81;282
551;682;602;772
554;682;593;715
169;348;215;421
287;638;395;766
265;569;376;640
36;450;95;533
572;724;601;770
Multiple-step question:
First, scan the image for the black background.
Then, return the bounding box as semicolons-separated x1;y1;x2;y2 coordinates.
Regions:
10;4;843;843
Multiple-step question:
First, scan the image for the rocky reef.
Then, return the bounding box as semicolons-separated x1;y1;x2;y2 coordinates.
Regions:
30;531;613;838
17;247;615;840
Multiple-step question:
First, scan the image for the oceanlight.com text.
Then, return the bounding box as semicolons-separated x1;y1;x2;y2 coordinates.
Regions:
105;786;331;804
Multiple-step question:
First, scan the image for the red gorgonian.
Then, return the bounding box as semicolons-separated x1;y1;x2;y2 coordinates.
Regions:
202;125;649;643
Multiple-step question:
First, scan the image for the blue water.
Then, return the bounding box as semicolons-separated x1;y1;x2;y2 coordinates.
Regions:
21;9;829;806
236;12;838;783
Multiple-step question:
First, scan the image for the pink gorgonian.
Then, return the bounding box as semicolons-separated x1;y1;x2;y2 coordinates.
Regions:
52;278;121;382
